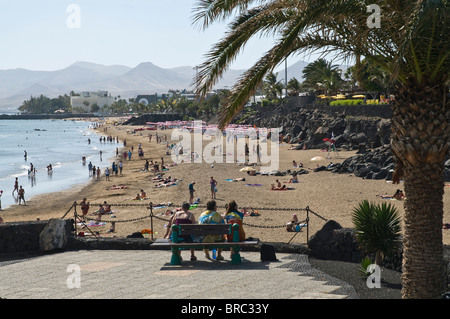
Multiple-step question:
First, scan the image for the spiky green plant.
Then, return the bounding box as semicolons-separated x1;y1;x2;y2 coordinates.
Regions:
352;200;402;266
359;256;375;278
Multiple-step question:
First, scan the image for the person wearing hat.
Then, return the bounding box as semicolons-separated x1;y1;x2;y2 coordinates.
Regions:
188;181;195;204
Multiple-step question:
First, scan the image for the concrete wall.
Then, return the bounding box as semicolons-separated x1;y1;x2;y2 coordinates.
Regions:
0;221;49;253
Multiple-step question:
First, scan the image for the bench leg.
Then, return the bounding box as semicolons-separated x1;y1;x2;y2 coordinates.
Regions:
171;247;182;265
231;245;242;265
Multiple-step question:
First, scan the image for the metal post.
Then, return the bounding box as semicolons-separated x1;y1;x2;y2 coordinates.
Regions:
306;206;310;246
74;202;77;236
149;202;154;241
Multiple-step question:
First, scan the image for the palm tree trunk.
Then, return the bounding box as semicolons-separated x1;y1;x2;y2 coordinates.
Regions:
401;162;445;298
391;77;449;299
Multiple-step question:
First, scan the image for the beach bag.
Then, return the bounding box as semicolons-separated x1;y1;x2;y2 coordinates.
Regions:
260;244;278;261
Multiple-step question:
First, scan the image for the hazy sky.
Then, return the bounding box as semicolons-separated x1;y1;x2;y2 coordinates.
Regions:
0;0;293;71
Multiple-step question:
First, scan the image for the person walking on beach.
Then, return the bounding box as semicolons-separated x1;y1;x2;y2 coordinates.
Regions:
189;182;195;204
88;162;93;176
12;178;19;195
210;176;217;199
80;198;89;221
105;167;110;181
18;186;26;205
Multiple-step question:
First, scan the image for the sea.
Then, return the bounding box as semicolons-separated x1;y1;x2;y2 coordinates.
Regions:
0;119;119;210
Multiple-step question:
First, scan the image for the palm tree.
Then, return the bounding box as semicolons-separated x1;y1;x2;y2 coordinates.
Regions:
192;0;450;299
302;58;343;95
263;72;284;100
287;77;301;96
352;200;402;266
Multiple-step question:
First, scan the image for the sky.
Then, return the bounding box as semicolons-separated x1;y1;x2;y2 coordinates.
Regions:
0;0;303;71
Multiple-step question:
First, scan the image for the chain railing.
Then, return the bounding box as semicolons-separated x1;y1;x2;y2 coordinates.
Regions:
63;201;328;244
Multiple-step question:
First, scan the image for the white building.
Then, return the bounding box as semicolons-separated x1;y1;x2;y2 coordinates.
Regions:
70;91;115;111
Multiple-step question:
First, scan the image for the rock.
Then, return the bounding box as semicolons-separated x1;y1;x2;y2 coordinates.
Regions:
39;219;72;251
127;232;144;238
308;220;361;262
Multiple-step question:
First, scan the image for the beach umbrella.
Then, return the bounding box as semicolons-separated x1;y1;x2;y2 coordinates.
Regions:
240;166;256;172
310;156;326;161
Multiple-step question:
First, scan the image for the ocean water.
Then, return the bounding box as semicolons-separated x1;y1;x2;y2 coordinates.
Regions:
0;119;119;210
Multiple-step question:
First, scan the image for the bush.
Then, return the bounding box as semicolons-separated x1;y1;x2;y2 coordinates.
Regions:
330;99;364;106
352;200;402;265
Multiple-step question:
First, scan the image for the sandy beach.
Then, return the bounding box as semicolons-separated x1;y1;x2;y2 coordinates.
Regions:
2;118;449;246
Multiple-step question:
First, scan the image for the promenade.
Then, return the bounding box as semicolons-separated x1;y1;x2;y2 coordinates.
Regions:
0;249;357;303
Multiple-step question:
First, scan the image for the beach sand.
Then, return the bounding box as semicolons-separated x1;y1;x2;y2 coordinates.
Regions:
2;119;449;246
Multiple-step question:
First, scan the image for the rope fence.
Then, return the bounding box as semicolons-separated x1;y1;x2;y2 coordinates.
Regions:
62;201;329;244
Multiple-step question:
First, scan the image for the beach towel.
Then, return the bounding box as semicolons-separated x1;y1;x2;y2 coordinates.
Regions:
77;222;106;227
155;183;178;188
226;178;245;182
270;187;295;191
245;184;263;186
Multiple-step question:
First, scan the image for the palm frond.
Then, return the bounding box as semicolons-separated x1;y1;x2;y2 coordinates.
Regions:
191;0;262;30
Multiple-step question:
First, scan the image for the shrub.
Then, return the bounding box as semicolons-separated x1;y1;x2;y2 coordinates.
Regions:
352;200;402;265
358;256;375;278
330;99;364;106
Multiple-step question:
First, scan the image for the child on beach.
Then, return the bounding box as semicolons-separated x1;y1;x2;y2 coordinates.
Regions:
210;176;217;199
18;186;26;205
12;178;19;195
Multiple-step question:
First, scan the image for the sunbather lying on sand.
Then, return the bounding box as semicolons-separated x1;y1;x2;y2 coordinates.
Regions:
377;189;405;200
108;184;128;190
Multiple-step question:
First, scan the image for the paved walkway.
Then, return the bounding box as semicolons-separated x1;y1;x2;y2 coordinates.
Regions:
0;250;357;300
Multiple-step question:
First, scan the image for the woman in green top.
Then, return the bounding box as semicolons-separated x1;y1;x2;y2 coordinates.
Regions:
198;200;224;260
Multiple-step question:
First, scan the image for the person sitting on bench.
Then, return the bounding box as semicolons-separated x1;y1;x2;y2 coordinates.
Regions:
164;202;197;261
198;200;225;260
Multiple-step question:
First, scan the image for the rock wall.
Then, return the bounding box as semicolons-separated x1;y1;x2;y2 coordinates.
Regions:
239;100;392;150
0;221;50;253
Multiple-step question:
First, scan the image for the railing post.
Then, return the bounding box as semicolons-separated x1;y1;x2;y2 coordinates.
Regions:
73;201;77;236
306;206;310;246
149;202;154;241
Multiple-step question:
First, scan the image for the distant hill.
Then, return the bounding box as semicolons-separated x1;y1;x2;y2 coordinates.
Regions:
0;61;249;111
0;59;346;112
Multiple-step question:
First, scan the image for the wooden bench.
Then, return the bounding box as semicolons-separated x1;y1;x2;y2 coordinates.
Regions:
152;223;259;265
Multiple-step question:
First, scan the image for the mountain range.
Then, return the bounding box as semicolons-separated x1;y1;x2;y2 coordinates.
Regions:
0;60;311;111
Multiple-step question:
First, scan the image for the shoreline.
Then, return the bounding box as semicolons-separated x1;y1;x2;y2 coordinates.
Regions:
1;119;449;246
0;118;118;211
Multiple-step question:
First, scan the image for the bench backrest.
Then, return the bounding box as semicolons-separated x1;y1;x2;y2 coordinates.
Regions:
176;224;231;236
171;223;241;242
